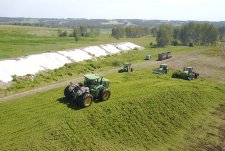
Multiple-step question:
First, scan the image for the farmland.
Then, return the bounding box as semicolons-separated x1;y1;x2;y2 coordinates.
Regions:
0;25;208;96
0;25;154;59
0;69;225;150
0;25;225;150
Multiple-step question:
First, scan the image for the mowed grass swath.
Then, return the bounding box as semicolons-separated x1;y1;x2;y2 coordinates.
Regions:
0;25;155;59
0;70;224;150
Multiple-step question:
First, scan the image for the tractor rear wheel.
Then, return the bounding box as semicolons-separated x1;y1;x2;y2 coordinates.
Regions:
131;68;134;72
195;73;199;78
80;93;93;107
64;85;73;99
99;89;111;101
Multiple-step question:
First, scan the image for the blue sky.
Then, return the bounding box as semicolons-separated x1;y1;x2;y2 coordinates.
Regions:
0;0;224;21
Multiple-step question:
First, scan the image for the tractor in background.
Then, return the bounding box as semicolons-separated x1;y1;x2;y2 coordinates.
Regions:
145;55;152;60
64;74;111;107
153;64;169;74
172;67;199;80
158;52;172;61
118;63;134;73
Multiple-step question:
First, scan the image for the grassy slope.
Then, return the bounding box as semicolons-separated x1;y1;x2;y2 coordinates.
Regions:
0;25;155;59
0;69;224;150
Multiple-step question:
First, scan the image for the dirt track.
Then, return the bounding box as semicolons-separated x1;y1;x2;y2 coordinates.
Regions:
0;47;224;103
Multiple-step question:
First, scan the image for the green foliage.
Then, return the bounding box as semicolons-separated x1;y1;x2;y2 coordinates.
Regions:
111;26;151;39
0;70;224;150
219;26;225;41
156;24;173;47
72;27;82;42
57;29;67;37
151;27;158;37
179;22;219;46
111;26;125;39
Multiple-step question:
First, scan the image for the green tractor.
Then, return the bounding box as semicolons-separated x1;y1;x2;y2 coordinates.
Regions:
153;64;169;74
64;74;111;108
172;67;199;80
118;63;134;73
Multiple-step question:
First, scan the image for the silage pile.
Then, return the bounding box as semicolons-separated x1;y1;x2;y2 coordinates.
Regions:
0;42;143;83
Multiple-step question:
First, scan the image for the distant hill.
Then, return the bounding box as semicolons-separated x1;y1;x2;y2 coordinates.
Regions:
0;17;225;28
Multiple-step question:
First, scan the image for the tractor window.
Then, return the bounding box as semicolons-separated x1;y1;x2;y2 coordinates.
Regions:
84;78;96;85
187;68;192;73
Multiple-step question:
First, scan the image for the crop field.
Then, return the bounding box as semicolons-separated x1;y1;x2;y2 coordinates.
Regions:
0;43;206;97
0;69;225;150
0;25;225;150
0;25;155;59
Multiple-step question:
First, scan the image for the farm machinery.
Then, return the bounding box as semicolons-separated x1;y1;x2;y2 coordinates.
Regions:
158;52;172;61
172;67;199;80
153;64;169;74
118;63;134;73
64;74;111;107
145;55;152;60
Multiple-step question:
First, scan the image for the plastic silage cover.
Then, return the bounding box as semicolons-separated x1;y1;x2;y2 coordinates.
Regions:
0;70;12;83
82;46;108;57
115;43;132;51
125;42;142;49
0;61;15;82
100;44;121;54
27;53;71;70
0;42;142;83
0;53;71;82
58;49;92;62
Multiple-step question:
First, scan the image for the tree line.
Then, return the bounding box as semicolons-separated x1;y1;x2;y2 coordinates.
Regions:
111;26;151;39
156;22;222;47
58;26;100;41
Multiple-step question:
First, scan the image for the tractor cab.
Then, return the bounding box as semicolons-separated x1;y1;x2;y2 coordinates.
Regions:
160;64;168;70
84;74;110;88
183;67;193;74
124;63;131;71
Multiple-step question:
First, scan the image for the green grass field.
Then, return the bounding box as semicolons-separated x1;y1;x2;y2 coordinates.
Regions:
2;45;205;96
0;69;224;150
0;25;155;59
0;25;211;97
1;25;225;150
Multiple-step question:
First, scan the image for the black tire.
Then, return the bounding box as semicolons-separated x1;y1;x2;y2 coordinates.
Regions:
79;93;93;108
99;89;111;101
172;73;177;78
130;68;134;72
195;73;199;78
64;85;73;99
118;69;123;73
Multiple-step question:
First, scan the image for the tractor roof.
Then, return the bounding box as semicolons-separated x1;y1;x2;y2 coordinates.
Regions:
160;64;167;66
84;74;100;80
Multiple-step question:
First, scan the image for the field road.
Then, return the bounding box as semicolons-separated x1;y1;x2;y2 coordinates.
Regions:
0;47;221;103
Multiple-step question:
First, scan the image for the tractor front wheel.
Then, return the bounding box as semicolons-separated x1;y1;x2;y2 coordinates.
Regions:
99;89;111;101
80;94;93;108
